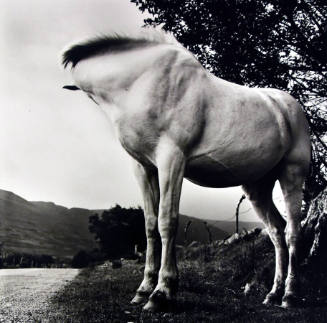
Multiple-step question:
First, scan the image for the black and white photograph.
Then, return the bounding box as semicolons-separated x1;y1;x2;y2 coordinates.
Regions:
1;0;326;322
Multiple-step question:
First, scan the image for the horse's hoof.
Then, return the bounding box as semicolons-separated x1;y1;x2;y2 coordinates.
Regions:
130;291;149;305
281;294;302;308
263;292;283;306
143;299;159;312
143;290;172;312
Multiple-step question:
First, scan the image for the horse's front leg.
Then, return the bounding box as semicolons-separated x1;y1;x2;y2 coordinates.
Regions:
131;162;161;305
143;143;185;311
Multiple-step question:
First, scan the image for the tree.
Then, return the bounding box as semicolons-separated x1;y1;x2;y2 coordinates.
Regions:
72;250;93;268
88;205;146;259
131;0;327;202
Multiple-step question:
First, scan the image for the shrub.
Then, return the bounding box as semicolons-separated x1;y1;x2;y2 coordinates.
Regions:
72;250;93;268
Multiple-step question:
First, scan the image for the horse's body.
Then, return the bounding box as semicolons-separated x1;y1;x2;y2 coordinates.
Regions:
63;29;311;311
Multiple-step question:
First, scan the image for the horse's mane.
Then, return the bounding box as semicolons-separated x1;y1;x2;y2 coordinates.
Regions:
62;28;181;68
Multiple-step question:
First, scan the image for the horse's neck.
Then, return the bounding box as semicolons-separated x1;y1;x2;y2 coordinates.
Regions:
73;44;175;99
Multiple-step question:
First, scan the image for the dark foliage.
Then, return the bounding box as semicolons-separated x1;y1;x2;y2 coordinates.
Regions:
0;252;59;268
301;188;327;296
71;250;94;268
71;249;107;268
88;205;146;259
131;0;327;202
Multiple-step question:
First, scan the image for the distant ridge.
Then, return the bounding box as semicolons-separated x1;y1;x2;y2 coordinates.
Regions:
207;220;264;235
177;215;228;244
0;189;96;258
0;189;262;258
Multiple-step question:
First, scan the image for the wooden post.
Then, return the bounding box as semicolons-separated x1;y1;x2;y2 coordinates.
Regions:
184;220;192;245
203;221;213;244
236;194;246;234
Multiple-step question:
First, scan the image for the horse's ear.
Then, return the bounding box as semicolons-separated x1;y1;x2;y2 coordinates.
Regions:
63;85;80;91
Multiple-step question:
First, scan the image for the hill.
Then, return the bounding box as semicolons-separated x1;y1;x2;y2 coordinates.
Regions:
0;189;263;258
177;215;228;244
207;220;264;235
0;190;96;258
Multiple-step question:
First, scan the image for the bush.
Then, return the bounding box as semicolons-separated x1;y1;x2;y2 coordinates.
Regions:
89;205;146;259
72;250;93;268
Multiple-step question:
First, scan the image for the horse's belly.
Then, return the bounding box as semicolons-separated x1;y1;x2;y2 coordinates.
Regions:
185;171;242;188
184;151;281;188
185;156;242;188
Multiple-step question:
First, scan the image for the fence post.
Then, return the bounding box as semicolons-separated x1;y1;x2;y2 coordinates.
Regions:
236;194;246;234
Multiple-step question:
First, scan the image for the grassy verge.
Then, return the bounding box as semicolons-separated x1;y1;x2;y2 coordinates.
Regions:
36;234;327;322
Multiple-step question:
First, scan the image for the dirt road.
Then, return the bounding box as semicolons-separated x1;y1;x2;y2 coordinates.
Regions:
0;268;79;322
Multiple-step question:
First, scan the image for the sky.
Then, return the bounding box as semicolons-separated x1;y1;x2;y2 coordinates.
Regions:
0;0;285;222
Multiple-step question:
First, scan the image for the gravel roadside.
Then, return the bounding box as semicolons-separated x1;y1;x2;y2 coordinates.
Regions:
0;268;79;322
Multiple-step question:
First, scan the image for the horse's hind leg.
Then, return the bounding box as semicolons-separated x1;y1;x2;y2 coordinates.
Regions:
243;176;288;305
278;160;308;308
131;162;161;305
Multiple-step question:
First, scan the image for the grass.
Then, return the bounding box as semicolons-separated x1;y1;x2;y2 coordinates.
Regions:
33;231;327;322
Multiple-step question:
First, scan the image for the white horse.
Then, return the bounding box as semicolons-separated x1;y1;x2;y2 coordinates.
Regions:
62;28;311;311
